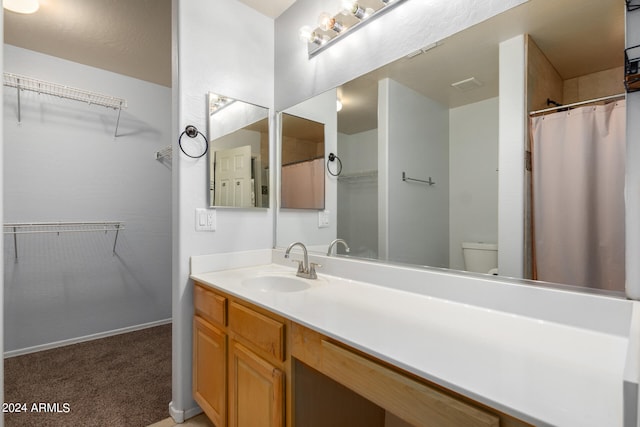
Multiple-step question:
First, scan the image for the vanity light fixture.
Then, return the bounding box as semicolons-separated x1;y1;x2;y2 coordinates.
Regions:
300;0;408;58
209;94;235;115
4;0;39;14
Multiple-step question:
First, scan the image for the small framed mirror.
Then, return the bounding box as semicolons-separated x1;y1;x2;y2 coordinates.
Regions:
280;113;325;210
207;93;269;208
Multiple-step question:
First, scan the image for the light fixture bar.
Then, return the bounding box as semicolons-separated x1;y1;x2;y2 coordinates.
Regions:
304;0;409;59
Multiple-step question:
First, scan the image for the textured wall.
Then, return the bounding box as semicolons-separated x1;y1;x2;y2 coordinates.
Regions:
449;97;499;271
382;79;450;267
172;0;275;419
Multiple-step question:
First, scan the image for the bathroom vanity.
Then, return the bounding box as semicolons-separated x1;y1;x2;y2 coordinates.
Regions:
192;281;528;427
190;249;640;427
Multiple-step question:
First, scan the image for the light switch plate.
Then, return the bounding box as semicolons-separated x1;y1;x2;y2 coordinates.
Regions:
195;208;216;231
318;210;330;228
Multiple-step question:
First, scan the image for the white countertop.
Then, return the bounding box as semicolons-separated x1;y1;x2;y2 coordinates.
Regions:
190;250;639;427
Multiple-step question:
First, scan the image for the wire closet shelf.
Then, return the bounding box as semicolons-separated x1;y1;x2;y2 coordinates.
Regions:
4;221;125;259
3;72;128;136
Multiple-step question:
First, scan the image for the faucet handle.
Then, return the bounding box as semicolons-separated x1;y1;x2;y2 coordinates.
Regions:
309;262;322;279
291;259;305;274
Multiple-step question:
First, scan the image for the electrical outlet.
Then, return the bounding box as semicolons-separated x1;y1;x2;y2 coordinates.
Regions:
318;210;330;228
195;208;216;231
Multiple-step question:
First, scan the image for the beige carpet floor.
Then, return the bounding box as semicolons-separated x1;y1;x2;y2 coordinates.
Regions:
4;323;172;427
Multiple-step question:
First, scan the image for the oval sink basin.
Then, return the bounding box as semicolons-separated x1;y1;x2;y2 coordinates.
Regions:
242;275;311;292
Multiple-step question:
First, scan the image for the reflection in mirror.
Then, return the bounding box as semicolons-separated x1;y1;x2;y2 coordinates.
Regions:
280;113;325;210
208;93;269;208
276;0;625;293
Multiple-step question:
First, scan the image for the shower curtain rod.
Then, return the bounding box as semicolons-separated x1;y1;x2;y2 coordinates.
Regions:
529;93;625;116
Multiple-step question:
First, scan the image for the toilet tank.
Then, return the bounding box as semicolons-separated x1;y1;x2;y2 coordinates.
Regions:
462;242;498;274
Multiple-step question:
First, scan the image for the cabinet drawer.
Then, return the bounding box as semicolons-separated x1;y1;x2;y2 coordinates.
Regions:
228;301;284;362
194;283;226;326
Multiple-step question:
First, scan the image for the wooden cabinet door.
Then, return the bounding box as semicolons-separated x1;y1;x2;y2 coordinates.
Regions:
193;316;227;427
228;340;284;427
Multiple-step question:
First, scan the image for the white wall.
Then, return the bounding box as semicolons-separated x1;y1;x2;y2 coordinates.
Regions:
498;35;526;279
337;129;378;258
172;0;275;420
449;97;499;270
339;95;499;269
380;79;449;267
3;45;172;354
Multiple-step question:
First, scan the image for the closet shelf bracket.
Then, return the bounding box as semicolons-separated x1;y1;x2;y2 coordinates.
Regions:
3;72;128;137
155;145;173;162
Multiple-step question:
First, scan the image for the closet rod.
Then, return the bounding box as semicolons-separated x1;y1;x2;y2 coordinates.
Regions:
529;93;625;115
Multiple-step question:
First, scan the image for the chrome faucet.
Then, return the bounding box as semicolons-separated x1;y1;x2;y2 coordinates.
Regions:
327;238;350;256
284;241;320;279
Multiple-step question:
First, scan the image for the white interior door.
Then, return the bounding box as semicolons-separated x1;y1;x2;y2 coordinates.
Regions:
214;145;252;207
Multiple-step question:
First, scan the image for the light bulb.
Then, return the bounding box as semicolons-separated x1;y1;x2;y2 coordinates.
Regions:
341;0;357;13
341;0;368;19
318;12;344;33
336;99;343;112
4;0;39;14
299;26;328;45
299;26;315;43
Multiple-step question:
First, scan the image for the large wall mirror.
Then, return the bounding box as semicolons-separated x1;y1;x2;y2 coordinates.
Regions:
275;0;625;293
208;93;269;208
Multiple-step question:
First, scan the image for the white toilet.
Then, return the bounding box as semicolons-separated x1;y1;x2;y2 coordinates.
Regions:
461;242;498;274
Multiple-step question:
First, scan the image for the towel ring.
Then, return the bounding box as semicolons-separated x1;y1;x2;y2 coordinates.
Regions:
327;152;342;176
178;125;208;159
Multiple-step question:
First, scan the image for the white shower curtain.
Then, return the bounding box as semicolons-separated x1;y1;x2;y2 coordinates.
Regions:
530;100;625;291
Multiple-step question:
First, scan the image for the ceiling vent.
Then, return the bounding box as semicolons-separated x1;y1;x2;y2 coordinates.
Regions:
451;77;483;92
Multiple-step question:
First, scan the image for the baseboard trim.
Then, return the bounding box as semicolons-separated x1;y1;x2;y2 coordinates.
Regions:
4;318;173;358
168;402;202;423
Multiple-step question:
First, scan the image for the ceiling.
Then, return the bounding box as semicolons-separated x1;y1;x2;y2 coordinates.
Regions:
3;0;296;88
236;0;297;19
4;0;172;86
4;0;624;127
337;0;624;134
